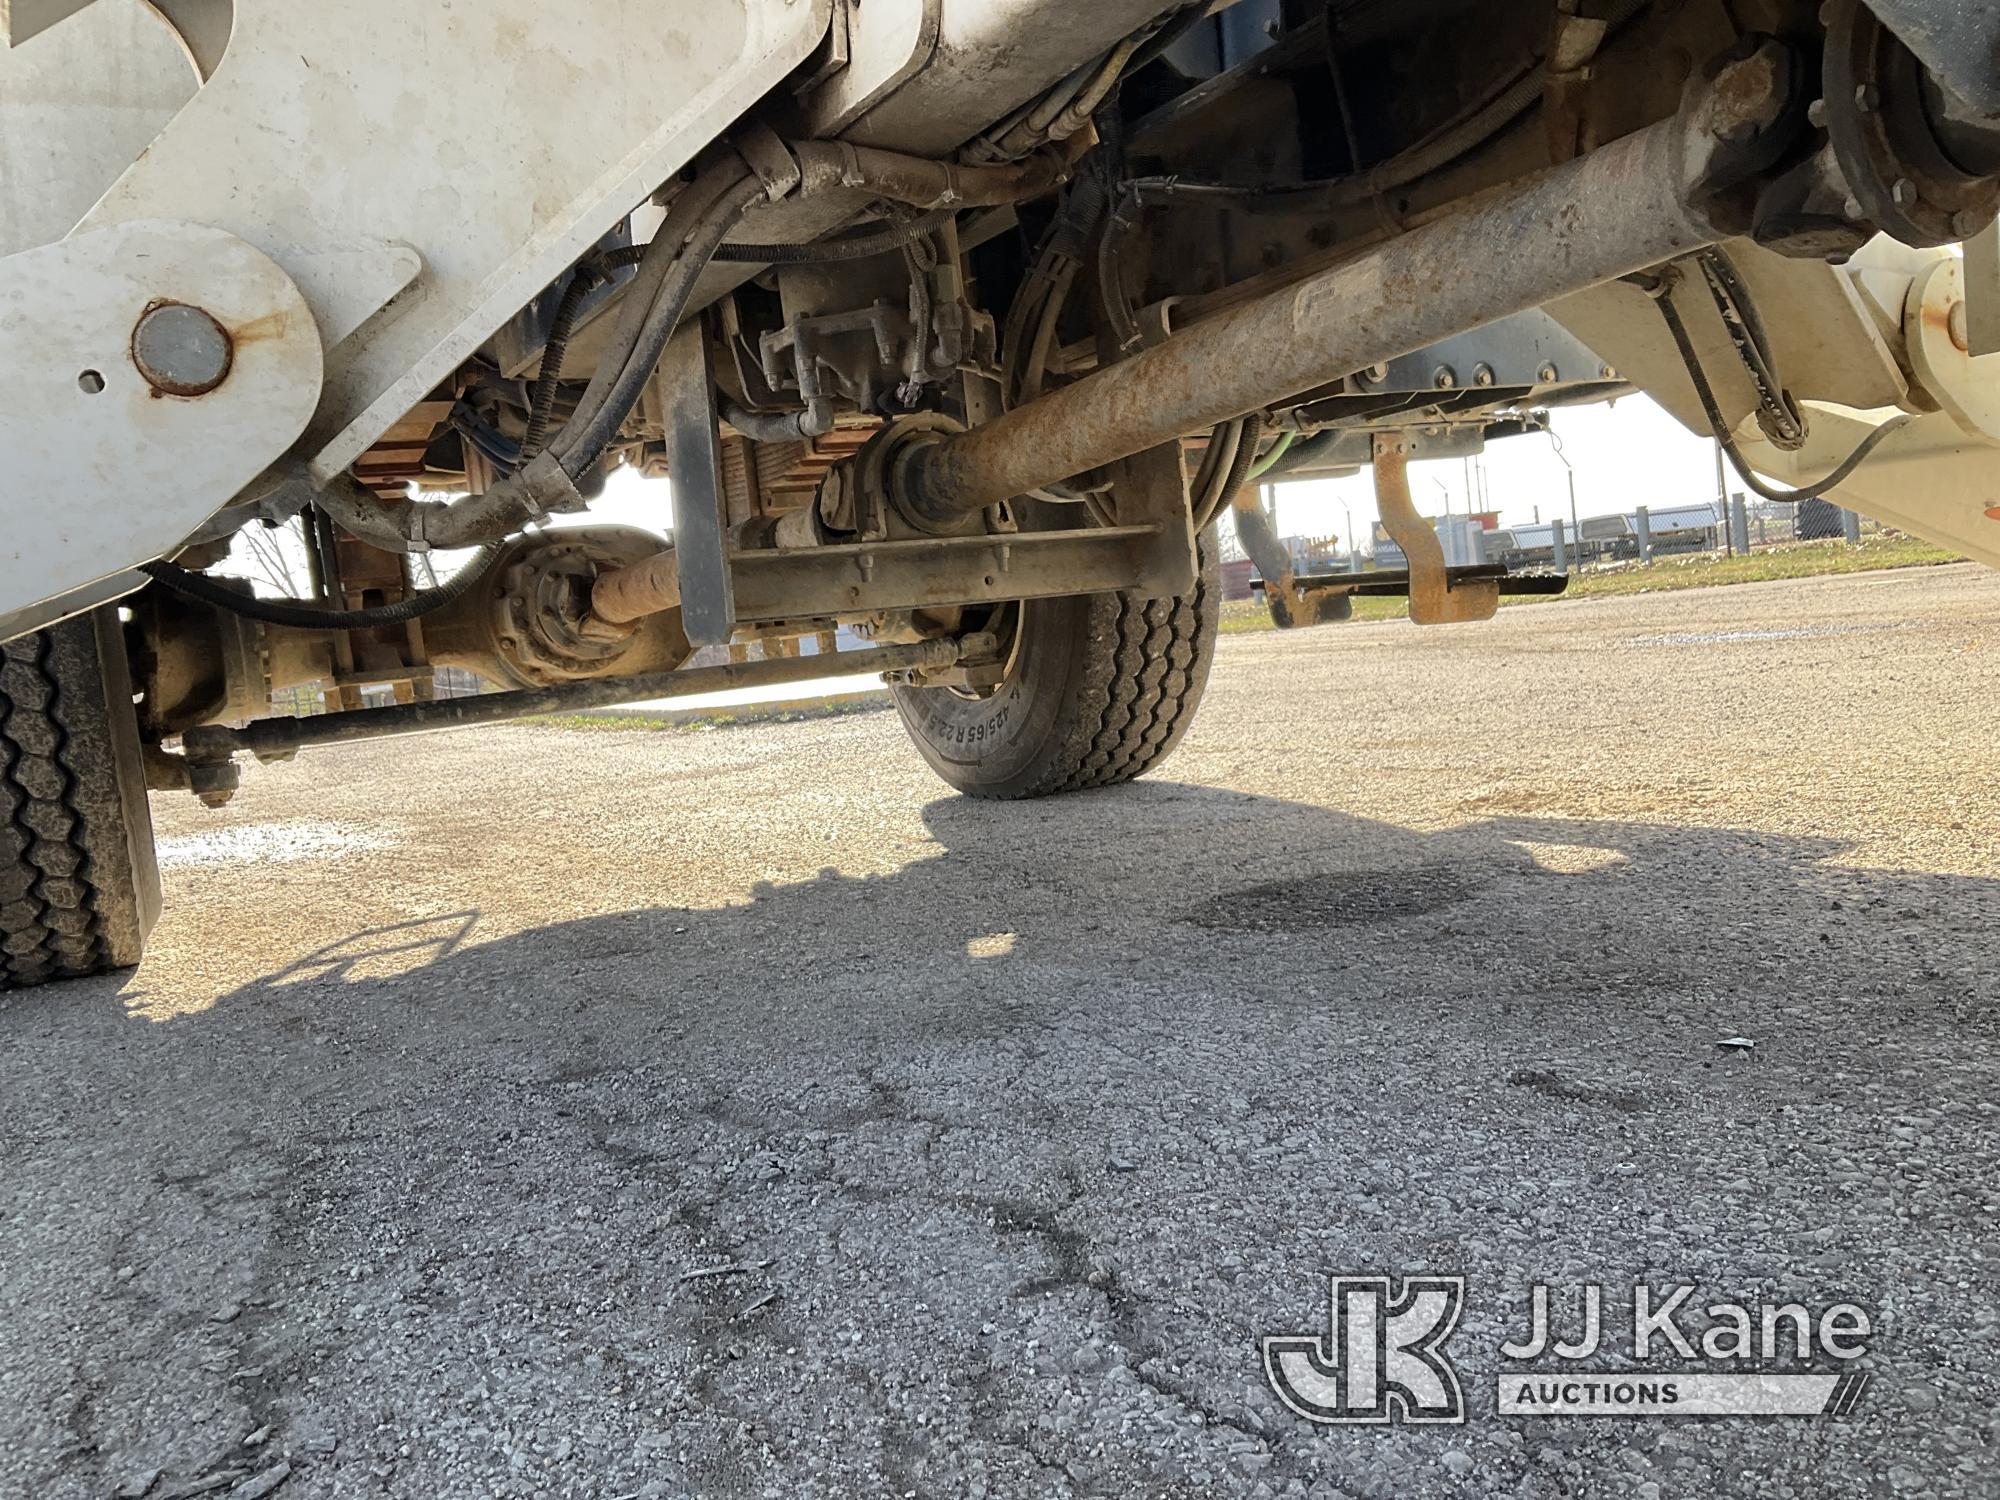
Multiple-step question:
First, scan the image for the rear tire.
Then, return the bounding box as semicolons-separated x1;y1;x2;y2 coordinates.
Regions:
0;609;161;990
891;529;1220;800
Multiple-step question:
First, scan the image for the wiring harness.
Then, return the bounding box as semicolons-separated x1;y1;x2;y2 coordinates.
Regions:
1646;255;1914;504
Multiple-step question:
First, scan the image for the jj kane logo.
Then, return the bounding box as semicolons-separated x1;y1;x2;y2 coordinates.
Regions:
1263;1277;1873;1425
1263;1276;1468;1424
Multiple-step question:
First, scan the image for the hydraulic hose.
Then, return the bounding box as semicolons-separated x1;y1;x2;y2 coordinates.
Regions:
556;163;761;464
1124;0;1654;216
1194;412;1264;533
607;207;955;265
141;543;500;630
550;172;770;475
789;140;1075;210
1123;68;1543;214
1247;430;1295;481
304;168;767;555
1261;429;1345;478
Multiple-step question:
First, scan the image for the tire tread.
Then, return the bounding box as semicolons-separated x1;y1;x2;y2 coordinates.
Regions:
0;633;105;987
0;614;158;993
1035;537;1217;798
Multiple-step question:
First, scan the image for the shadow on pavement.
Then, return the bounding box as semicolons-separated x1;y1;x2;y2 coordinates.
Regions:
3;782;1995;1499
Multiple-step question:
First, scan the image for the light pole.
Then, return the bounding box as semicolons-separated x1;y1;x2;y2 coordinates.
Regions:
1548;427;1580;574
1713;437;1733;557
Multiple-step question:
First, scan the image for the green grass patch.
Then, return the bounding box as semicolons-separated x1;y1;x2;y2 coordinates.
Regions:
1217;534;1965;632
525;695;892;733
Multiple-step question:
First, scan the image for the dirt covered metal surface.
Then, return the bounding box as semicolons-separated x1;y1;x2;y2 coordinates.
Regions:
2;565;1997;1498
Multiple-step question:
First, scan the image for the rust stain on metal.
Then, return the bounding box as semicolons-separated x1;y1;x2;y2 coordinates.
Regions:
228;308;294;346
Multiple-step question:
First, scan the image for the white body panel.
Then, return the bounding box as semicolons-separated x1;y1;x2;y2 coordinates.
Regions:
75;0;833;484
0;221;323;640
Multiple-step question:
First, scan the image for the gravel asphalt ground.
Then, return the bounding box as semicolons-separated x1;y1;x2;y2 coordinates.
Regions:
3;563;1997;1500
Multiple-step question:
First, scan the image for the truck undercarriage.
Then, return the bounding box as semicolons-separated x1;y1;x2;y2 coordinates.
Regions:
1;0;1996;987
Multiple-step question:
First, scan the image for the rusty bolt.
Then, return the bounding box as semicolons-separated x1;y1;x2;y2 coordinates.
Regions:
1433;366;1457;390
131;302;233;397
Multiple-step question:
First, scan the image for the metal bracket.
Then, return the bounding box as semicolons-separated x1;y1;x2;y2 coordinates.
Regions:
1101;440;1200;599
1371;432;1499;626
1356;309;1613;396
658;325;735;647
45;0;830;486
1965;219;2000;360
734;122;802;201
1905;256;2000;442
798;0;941;138
0;220;323;641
